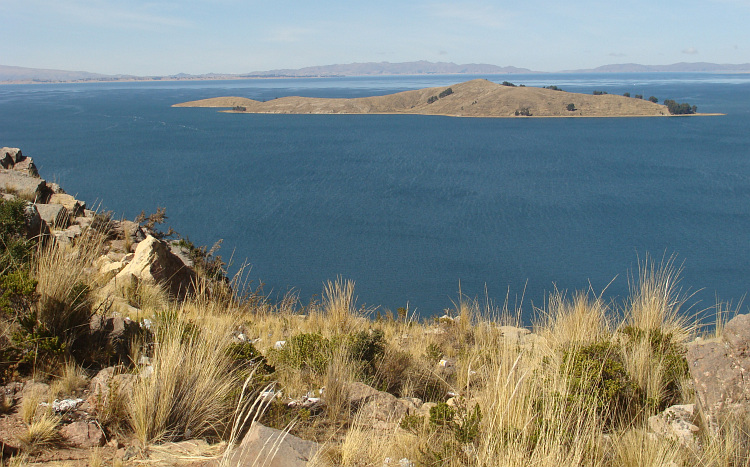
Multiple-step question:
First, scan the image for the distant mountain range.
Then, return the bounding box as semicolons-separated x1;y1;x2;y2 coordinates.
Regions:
240;61;533;77
565;62;750;73
2;61;750;83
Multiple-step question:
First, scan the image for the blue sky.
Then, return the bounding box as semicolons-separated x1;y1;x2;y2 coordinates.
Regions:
2;0;749;75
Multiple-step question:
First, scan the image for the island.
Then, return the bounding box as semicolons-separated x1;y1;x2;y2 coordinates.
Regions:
173;79;709;118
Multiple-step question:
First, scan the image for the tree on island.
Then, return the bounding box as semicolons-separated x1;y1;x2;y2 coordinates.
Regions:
544;85;564;91
438;87;453;98
635;94;643;99
566;103;577;111
648;96;658;103
663;99;698;115
515;107;532;116
623;92;631;97
593;90;608;95
502;81;517;87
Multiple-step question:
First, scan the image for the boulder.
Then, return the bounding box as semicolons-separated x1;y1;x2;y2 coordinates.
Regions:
22;203;50;239
687;313;750;432
648;404;700;447
0;148;35;175
118;220;146;243
345;382;417;429
0;147;22;168
114;235;196;300
89;315;143;362
87;366;138;410
60;421;105;448
0;169;50;201
49;193;85;217
36;203;69;229
212;422;319;467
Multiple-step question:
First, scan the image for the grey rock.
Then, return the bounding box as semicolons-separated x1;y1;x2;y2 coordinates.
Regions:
212;422;319;467
648;404;700;447
49;193;85;217
22;202;50;239
89;315;143;361
87;366;137;410
0;169;50;201
114;235;197;300
36;203;69;229
60;421;106;448
687;313;750;432
0;147;23;168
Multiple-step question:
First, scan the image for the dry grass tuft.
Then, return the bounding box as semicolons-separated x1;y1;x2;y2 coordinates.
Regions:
129;307;240;444
538;291;610;348
17;410;60;452
50;360;89;398
626;254;693;340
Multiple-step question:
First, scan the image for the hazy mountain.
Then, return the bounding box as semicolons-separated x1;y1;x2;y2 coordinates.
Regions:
241;61;535;77
0;65;112;82
563;62;750;73
3;61;749;84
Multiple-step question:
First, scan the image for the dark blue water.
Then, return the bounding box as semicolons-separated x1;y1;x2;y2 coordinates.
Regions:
1;73;749;320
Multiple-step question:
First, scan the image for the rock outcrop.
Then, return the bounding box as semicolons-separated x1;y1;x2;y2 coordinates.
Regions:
687;313;750;433
113;235;197;300
213;422;320;467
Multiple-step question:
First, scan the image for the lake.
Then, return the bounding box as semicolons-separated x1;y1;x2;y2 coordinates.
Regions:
1;73;749;322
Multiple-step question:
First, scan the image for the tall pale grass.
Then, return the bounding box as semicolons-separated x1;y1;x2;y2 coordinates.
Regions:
537;291;610;348
625;255;692;341
33;232;104;344
129;307;240;444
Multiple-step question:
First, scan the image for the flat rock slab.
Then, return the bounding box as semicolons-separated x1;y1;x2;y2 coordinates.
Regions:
0;169;48;200
212;422;319;467
36;203;70;229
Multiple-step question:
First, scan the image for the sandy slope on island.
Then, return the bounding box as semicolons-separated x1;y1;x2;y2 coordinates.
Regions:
173;79;681;118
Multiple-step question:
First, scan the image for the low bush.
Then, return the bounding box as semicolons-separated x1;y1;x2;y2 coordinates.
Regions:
561;341;645;428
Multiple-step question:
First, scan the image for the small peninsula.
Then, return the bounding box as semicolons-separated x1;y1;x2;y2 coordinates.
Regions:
173;79;701;118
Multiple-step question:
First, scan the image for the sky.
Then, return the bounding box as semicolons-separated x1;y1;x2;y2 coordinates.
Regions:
1;0;749;75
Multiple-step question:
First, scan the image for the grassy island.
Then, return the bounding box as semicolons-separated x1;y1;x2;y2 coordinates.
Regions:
174;79;714;118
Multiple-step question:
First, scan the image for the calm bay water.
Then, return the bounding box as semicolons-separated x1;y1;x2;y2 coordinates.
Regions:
1;73;749;321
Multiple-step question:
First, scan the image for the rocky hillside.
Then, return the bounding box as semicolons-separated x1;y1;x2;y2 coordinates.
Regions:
174;79;675;118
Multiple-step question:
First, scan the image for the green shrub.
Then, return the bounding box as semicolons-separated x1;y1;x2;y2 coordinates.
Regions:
430;402;455;427
620;326;689;409
0;270;37;315
346;328;385;375
425;342;443;364
562;342;644;428
399;413;425;435
272;333;331;374
173;237;227;282
0;198;32;270
227;341;275;375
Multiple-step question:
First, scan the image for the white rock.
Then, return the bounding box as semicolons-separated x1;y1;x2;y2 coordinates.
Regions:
274;340;286;350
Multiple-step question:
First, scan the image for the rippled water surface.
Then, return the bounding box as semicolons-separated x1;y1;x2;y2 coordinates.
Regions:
1;73;749;320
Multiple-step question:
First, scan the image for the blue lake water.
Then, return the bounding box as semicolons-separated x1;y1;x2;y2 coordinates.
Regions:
1;73;749;322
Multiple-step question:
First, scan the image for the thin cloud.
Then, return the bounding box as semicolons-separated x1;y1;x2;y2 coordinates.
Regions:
266;27;316;44
5;0;192;29
682;47;699;55
608;52;627;57
427;2;509;29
